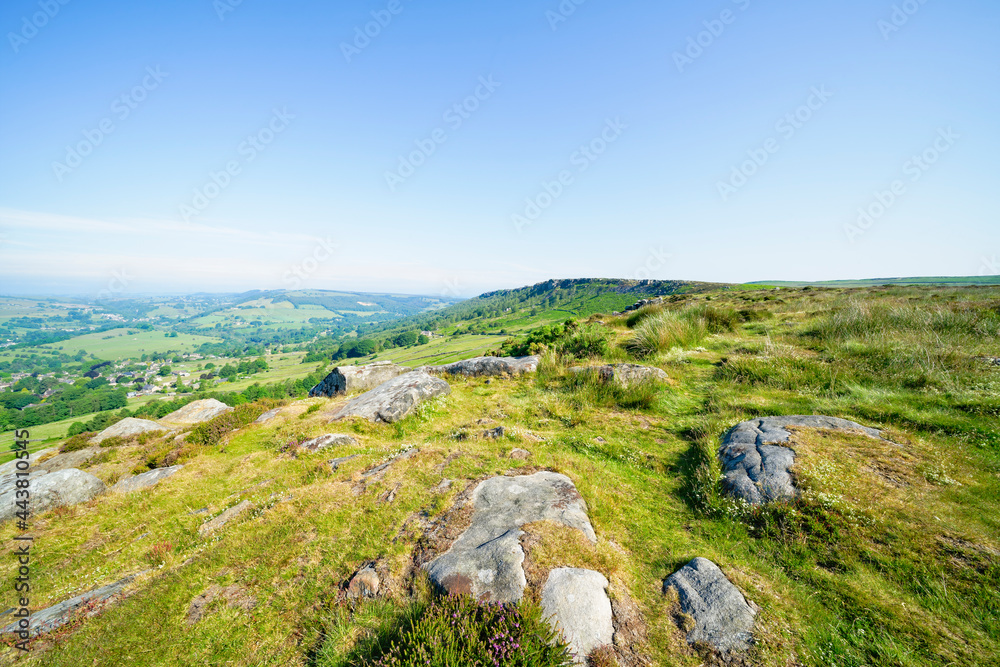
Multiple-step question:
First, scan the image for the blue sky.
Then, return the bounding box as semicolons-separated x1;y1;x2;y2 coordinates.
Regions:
0;0;997;297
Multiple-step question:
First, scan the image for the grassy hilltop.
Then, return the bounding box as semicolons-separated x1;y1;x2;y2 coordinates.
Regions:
1;282;999;666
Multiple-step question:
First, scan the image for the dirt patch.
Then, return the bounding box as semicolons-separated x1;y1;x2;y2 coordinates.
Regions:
609;585;652;667
186;585;257;625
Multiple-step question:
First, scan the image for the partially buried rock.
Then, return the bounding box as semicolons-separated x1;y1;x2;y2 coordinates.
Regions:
424;471;596;603
198;499;252;536
254;407;282;424
159;399;233;426
424;355;539;377
508;448;531;460
569;363;668;386
33;447;100;473
541;568;614;665
719;415;884;504
299;433;358;451
347;566;380;599
482;426;505;439
0;469;106;523
309;361;410;397
113;465;183;493
663;557;756;654
330;372;450;424
91;417;165;444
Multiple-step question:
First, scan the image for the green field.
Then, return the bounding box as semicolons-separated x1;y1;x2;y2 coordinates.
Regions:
33;328;219;359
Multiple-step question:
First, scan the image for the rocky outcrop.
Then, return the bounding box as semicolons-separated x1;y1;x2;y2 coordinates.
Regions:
33;448;100;473
1;572;145;638
347;566;380;599
254;408;282;424
624;296;665;313
198;499;252;536
541;568;614;664
0;448;57;477
0;469;106;522
330;372;450;424
424;355;539;377
309;361;410;397
424;472;596;603
719;415;884;504
663;558;756;654
299;433;358;452
159;399;233;426
91;417;165;444
569;363;668;386
113;465;183;493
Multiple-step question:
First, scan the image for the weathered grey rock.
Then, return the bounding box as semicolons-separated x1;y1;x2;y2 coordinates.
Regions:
198;499;252;536
113;465;183;493
299;433;358;452
719;415;883;504
541;568;614;664
0;469;106;522
329;455;359;471
570;363;668;386
347;567;380;599
509;448;532;460
482;426;505;439
32;448;100;474
424;471;596;603
254;408;282;424
91;417;164;444
663;558;756;653
0;572;145;638
330;372;450;424
159;399;232;426
309;361;410;397
0;448;57;478
424;355;539;378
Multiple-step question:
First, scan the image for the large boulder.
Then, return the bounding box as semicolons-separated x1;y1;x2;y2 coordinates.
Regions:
569;363;668;385
330;372;450;424
541;568;614;664
113;465;183;493
158;399;233;426
663;558;756;654
0;448;57;478
425;471;596;603
34;448;101;473
91;417;165;444
424;355;539;377
309;361;410;397
719;415;884;504
0;469;106;522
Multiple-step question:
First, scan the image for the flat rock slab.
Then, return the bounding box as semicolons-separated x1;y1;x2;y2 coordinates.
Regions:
91;417;165;444
424;355;539;377
719;415;883;504
0;448;57;478
1;572;145;638
113;465;183;493
254;408;283;424
570;363;668;385
424;471;596;603
330;372;450;424
541;568;614;664
310;361;410;397
0;469;106;523
300;433;358;451
33;448;100;474
664;558;756;654
198;499;252;536
159;399;232;426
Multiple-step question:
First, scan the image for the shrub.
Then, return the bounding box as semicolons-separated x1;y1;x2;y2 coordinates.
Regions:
556;324;609;360
363;595;572;667
628;311;707;357
187;399;281;447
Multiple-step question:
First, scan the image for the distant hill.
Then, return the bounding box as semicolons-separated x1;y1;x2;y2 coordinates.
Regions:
747;275;1000;288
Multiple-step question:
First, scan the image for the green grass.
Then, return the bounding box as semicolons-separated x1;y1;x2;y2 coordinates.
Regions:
33;328;219;358
2;284;999;666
